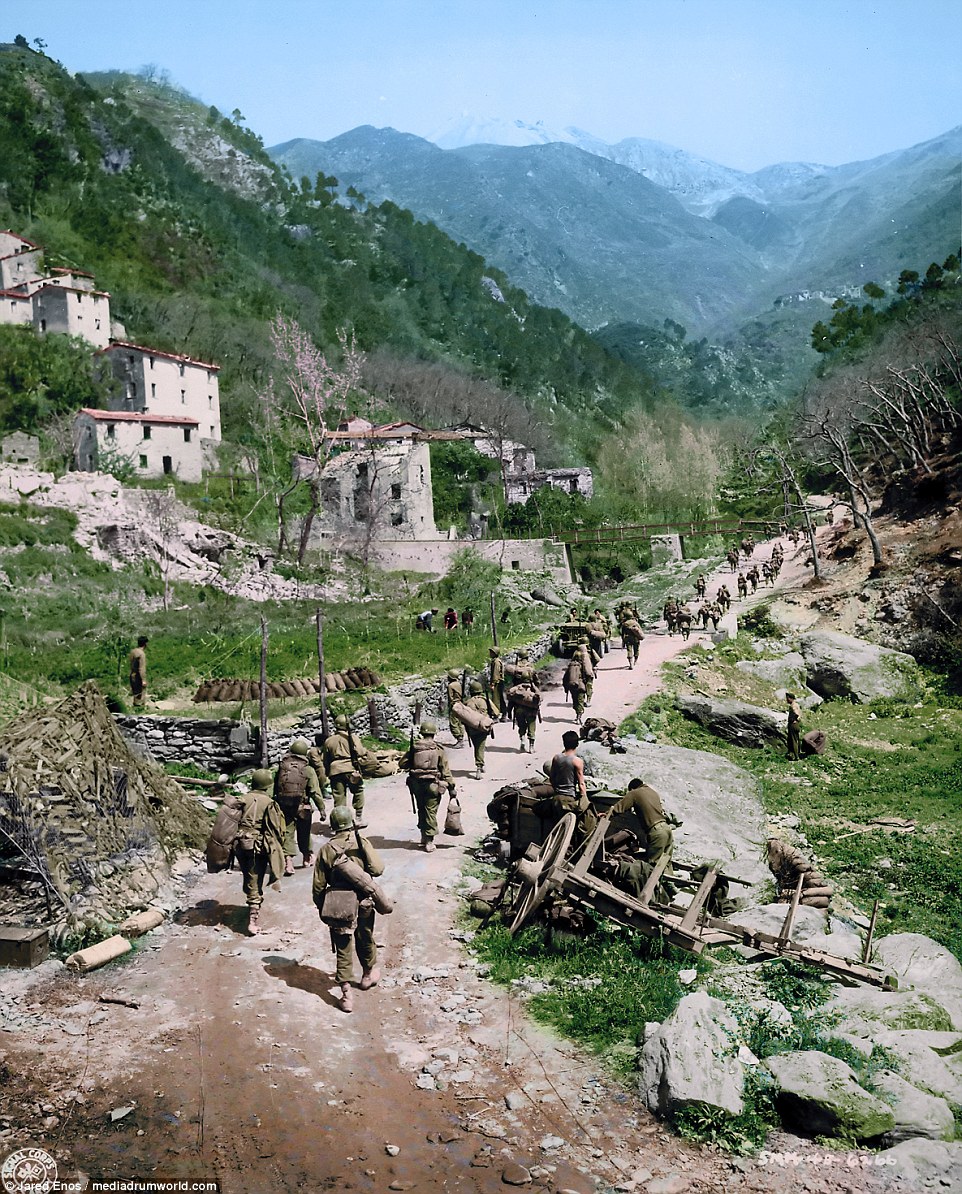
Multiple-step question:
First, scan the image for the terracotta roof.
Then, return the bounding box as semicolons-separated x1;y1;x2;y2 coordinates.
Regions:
415;430;465;442
52;267;95;277
33;283;110;298
0;289;30;301
0;231;41;249
78;408;199;426
103;340;221;371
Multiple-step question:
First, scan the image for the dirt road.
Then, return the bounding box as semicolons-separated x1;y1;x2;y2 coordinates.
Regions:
5;538;893;1194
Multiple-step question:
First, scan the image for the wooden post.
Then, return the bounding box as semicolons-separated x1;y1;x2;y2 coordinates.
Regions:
413;699;422;729
259;616;269;767
862;899;880;964
315;607;330;741
490;592;498;646
367;697;380;739
778;873;805;945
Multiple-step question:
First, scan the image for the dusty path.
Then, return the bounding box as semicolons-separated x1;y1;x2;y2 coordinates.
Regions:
4;536;893;1194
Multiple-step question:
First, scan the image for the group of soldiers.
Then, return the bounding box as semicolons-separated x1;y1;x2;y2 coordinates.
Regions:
661;538;788;636
446;644;543;776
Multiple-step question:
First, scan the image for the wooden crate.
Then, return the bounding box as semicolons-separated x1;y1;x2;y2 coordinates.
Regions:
0;925;50;969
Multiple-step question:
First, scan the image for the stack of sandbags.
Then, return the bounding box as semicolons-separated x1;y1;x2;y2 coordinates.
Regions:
193;668;381;703
766;837;835;909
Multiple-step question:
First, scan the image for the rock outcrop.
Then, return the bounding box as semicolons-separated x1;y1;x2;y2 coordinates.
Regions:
675;694;786;748
764;1050;895;1140
798;631;920;702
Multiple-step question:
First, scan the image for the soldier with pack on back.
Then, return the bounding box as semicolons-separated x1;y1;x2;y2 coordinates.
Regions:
233;768;286;936
488;646;507;721
563;654;588;724
323;714;368;827
400;721;457;852
507;675;541;753
274;738;326;876
621;612;644;668
461;679;496;780
446;668;465;748
573;642;595;705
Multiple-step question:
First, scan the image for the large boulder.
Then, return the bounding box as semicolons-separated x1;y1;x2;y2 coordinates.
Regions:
870;1030;962;1104
798;631;920;702
735;652;807;690
578;739;768;887
639;992;744;1117
764;1050;895;1141
869;1070;956;1144
877;1139;962;1192
675;694;786;748
872;934;962;1030
825;985;954;1037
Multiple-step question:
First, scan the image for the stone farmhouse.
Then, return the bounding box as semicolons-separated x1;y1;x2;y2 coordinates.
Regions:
0;229;222;483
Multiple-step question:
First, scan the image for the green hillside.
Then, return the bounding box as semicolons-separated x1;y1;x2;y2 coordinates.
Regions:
0;46;647;457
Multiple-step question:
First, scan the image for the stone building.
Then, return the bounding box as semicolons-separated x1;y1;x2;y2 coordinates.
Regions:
504;466;594;504
302;437;438;546
74;409;204;482
32;282;111;348
100;341;222;442
0;230;43;290
0;232;113;348
0;432;40;465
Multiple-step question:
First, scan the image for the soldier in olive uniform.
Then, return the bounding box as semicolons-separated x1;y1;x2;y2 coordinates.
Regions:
737;572;748;599
399;721;457;851
323;714;368;826
488;646;507;720
446;668;465;747
313;805;385;1013
508;679;541;753
235;768;278;936
573;643;595;704
785;692;802;761
307;735;331;798
606;777;674;868
129;635;149;707
463;679;495;780
512;648;539;688
274;737;326;874
621;614;644;668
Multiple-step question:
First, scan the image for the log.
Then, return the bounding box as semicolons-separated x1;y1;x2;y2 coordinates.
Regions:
65;935;132;973
118;909;164;937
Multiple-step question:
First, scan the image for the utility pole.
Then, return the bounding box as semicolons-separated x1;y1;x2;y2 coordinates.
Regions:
259;617;269;766
316;607;330;740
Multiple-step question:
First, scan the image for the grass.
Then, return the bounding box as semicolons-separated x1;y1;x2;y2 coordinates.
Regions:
0;501;553;711
472;919;694;1074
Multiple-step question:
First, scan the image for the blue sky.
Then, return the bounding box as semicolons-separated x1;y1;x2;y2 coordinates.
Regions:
17;0;962;171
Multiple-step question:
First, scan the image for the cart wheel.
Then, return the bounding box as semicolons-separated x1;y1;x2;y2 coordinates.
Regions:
508;812;576;936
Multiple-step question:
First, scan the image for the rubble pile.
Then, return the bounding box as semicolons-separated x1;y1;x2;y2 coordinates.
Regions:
0;681;208;937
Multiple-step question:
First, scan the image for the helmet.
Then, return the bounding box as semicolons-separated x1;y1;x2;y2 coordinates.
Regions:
517;650;529;660
447;668;460;680
469;679;483;694
250;768;273;791
420;721;438;736
335;714;350;731
489;646;500;656
330;805;354;831
290;737;310;756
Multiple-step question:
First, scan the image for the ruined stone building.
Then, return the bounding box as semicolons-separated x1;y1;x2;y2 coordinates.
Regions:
0;231;111;347
505;465;594;504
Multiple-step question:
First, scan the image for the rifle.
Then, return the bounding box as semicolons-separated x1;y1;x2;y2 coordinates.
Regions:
407;722;417;815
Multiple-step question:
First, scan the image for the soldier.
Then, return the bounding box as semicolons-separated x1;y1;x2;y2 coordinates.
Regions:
563;654;588;724
313;805;385;1012
586;615;606;664
128;635;149;708
708;601;722;631
274;737;326;874
737;571;748;599
508;678;541;752
307;735;331;799
512;648;540;688
621;613;644;668
488;646;507;721
675;604;693;641
698;601;712;630
323;714;368;826
235;768;285;936
573;642;595;705
400;721;457;851
446;668;465;747
695;574;707;599
785;692;802;761
547;731;597;850
727;547;739;573
663;599;678;636
593;608;611;655
463;679;495;780
717;583;731;613
748;564;760;593
605;777;674;868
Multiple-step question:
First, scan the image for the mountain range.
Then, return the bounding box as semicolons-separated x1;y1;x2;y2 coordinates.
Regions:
270;122;962;339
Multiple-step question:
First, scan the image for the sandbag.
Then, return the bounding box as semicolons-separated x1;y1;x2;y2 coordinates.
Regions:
342;672;358;691
291;679;310;698
444;795;464;836
65;935;132;973
800;895;831;908
333;673;347;691
452;700;494;734
224;681;243;702
802;729;828;756
205;795;245;872
192;682;210;703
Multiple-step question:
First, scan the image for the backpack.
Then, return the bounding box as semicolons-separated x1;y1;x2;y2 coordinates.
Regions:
410;740;442;780
506;683;540;712
205;795;246;873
